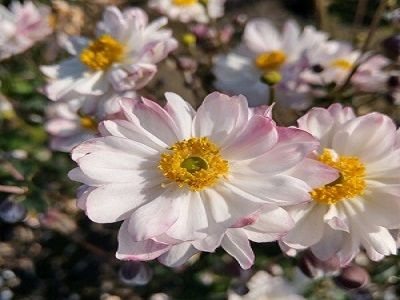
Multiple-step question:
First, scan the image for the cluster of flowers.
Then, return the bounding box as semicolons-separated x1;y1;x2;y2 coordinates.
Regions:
2;0;399;276
214;18;398;109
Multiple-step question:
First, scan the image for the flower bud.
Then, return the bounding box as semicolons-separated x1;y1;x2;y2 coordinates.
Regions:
118;261;153;286
382;35;400;60
261;71;282;86
334;265;370;290
298;251;340;278
0;200;27;224
231;282;249;296
182;33;197;47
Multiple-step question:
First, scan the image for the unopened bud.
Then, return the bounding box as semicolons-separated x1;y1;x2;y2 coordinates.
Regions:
261;71;282;86
0;200;27;224
118;261;153;286
182;33;197;47
298;251;340;278
334;265;370;290
231;282;249;296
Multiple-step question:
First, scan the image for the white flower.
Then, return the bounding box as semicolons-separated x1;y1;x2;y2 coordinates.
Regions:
149;0;226;23
213;19;328;108
0;1;52;60
228;271;305;300
45;100;98;152
41;6;177;101
281;104;400;266
69;92;322;265
301;41;390;90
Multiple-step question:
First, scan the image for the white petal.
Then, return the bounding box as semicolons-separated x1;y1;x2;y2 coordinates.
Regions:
193;92;248;147
244;19;281;53
158;243;199;267
164;92;195;139
221;229;254;269
127;188;185;241
116;221;170;260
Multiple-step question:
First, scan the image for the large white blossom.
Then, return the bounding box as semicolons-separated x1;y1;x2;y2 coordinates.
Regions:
68;92;335;267
281;104;400;266
213;19;328;108
41;6;177;101
149;0;226;23
0;1;52;60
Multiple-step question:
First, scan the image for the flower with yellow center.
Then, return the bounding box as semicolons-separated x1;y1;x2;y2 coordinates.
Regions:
330;59;353;71
159;137;229;191
310;149;366;205
255;51;287;70
70;92;318;266
282;104;400;267
80;35;124;71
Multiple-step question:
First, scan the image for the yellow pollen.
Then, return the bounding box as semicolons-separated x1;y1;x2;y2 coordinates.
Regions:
159;137;229;191
255;51;286;70
330;59;353;71
80;116;98;131
172;0;199;6
80;35;124;71
310;149;366;205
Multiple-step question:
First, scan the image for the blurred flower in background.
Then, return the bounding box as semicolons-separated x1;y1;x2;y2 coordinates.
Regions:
0;1;53;61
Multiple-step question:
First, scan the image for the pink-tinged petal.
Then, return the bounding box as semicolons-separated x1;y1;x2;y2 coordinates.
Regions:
76;151;160;183
119;97;181;145
279;241;299;256
276;126;318;149
323;204;350;232
193;92;248;147
165;192;209;241
164;92;195;139
237;140;316;177
140;39;178;63
248;104;272;119
45;118;80;137
99;120;166;151
290;158;339;189
226;175;311;206
50;132;96;153
247;204;294;234
336;233;360;266
311;227;344;261
201;185;262;230
81;183;165;223
158;243;199;267
243;19;281;53
326;103;355;124
71;136;158;161
297;107;334;145
127;188;185;241
222;115;278;160
332;113;396;161
192;233;225;252
221;229;254;269
97;6;126;37
123;7;148;28
109;63;157;91
283;202;327;248
116;221;170;261
231;213;259;228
